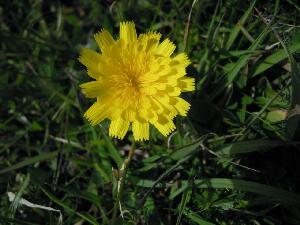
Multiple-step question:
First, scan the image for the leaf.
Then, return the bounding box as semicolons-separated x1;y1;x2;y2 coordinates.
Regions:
193;178;300;206
8;192;60;212
225;0;257;50
220;50;260;59
9;173;31;220
215;140;284;156
211;27;269;99
93;160;111;183
41;187;99;225
136;179;164;188
99;126;123;168
138;163;157;172
252;42;300;77
0;151;59;174
226;29;268;84
266;110;287;123
176;181;192;225
170;138;202;161
139;178;300;206
7;192;62;225
204;0;223;48
183;209;216;225
170;184;189;200
57;186;102;207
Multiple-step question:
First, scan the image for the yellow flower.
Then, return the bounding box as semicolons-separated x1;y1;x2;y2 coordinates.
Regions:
79;21;195;141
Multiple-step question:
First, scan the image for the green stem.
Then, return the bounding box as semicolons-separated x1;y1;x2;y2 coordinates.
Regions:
110;140;136;225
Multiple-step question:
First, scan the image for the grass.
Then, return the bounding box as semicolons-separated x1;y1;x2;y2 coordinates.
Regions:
1;0;300;224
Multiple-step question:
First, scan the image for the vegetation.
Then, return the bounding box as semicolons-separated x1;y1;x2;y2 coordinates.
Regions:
1;0;300;224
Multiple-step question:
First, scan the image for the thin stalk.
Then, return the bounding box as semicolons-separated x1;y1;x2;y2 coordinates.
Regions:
183;0;198;51
110;141;136;225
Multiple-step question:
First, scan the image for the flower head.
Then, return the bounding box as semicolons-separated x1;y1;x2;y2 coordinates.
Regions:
79;21;195;141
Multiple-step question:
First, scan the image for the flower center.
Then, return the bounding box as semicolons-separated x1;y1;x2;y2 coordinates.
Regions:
128;76;139;88
122;58;146;92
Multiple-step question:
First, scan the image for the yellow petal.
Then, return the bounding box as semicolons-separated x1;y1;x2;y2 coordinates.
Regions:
79;48;103;78
132;121;149;141
120;21;137;43
109;39;125;61
109;107;123;120
121;107;136;122
170;97;191;116
144;31;162;52
86;68;102;79
145;31;162;41
149;97;164;114
94;30;115;51
170;53;191;68
163;68;187;80
163;85;181;96
140;86;157;95
153;64;172;77
109;118;130;139
156;38;176;57
138;103;158;121
84;102;109;125
152;115;176;137
154;95;177;119
80;81;104;98
79;48;101;67
177;77;195;92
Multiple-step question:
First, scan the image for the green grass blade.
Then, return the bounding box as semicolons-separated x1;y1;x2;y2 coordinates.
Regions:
9;174;31;219
0;151;59;174
220;49;261;59
99;126;123;168
211;27;269;99
204;0;220;48
176;183;192;225
170;138;203;161
215;140;284;156
88;126;113;180
139;178;300;207
194;178;300;206
136;179;160;188
183;210;216;225
226;28;268;82
252;42;300;77
225;0;257;50
41;187;99;225
57;186;102;207
286;0;300;12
